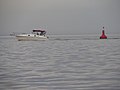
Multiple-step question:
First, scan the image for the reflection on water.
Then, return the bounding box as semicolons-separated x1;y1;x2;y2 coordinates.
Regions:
0;35;120;90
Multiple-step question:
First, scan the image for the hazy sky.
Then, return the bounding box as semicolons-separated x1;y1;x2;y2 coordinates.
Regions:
0;0;120;35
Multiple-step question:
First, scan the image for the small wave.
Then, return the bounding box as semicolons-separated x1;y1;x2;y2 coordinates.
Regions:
53;38;80;41
107;38;120;39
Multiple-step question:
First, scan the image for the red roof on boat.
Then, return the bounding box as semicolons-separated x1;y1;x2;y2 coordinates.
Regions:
33;30;46;32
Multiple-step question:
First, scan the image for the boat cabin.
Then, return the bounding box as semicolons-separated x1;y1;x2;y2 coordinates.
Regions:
33;30;46;36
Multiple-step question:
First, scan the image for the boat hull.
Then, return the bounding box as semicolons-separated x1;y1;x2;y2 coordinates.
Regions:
16;35;48;41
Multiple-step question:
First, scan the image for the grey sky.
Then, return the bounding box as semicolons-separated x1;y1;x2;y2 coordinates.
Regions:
0;0;120;35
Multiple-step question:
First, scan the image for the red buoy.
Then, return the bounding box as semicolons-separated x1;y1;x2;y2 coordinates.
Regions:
100;27;107;39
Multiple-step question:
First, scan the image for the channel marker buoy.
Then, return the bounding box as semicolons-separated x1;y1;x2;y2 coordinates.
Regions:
100;27;107;39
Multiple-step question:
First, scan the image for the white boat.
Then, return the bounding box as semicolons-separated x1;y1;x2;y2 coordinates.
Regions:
16;30;48;41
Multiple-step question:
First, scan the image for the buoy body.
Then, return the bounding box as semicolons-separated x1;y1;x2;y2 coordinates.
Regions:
100;27;107;39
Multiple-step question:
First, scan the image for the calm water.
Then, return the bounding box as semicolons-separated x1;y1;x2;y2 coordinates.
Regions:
0;35;120;90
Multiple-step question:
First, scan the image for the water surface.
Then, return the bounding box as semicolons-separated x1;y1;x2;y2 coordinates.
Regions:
0;35;120;90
